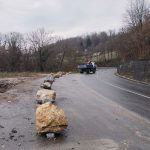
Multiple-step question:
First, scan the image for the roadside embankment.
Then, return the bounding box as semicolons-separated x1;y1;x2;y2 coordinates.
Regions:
0;71;71;104
0;73;46;93
0;72;71;93
117;60;150;84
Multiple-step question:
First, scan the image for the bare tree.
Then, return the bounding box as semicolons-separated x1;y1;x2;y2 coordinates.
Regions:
125;0;149;30
124;0;150;59
5;32;23;71
0;33;2;47
28;28;53;72
0;33;7;48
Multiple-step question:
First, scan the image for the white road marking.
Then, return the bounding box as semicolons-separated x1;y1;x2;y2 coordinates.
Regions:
102;81;150;99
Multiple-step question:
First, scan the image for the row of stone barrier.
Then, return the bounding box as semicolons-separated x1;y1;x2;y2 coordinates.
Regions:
35;72;70;138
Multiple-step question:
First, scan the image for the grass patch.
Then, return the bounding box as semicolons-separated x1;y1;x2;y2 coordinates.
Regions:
121;73;134;80
119;73;150;84
0;72;41;78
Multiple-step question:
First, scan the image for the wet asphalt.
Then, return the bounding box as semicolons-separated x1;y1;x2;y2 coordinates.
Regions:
0;68;150;150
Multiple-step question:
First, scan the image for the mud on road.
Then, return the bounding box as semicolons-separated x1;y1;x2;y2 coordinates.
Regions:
0;69;150;150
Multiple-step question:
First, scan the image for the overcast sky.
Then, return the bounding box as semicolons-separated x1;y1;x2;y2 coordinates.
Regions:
0;0;128;38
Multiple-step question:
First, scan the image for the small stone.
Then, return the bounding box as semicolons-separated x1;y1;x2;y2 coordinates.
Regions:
29;140;35;142
0;125;4;128
78;142;80;145
1;144;5;149
0;137;5;140
11;128;17;133
8;101;11;103
24;117;31;120
9;133;14;140
10;135;14;140
46;133;55;139
18;143;21;147
18;135;25;138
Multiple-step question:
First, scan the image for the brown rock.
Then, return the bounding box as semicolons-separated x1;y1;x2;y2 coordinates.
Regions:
61;72;66;75
53;73;61;79
53;71;65;78
36;102;68;133
41;82;52;90
36;89;56;104
44;75;54;84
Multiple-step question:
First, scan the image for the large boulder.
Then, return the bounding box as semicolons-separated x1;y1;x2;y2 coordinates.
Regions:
36;89;56;104
53;72;65;78
41;82;52;89
44;75;54;84
53;73;61;78
61;72;66;75
36;102;68;133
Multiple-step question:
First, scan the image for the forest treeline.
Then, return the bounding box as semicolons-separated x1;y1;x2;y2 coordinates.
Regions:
0;0;150;72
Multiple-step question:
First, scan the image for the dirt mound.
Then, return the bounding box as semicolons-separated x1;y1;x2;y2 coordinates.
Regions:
0;80;13;93
0;78;25;93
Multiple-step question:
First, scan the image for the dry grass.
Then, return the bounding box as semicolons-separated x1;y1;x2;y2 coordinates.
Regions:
120;73;150;84
144;78;150;84
0;72;43;78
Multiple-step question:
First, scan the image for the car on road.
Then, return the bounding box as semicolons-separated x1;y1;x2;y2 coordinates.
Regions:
78;62;96;74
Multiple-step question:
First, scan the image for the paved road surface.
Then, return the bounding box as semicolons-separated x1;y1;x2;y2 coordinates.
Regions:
0;68;150;150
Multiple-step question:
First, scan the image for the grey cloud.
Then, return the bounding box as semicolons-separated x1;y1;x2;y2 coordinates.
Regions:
0;0;127;37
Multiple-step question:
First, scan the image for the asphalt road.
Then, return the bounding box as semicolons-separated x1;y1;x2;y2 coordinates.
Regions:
0;68;150;150
80;68;150;120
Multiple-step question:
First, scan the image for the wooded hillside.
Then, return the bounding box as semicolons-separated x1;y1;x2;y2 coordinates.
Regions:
0;0;150;72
